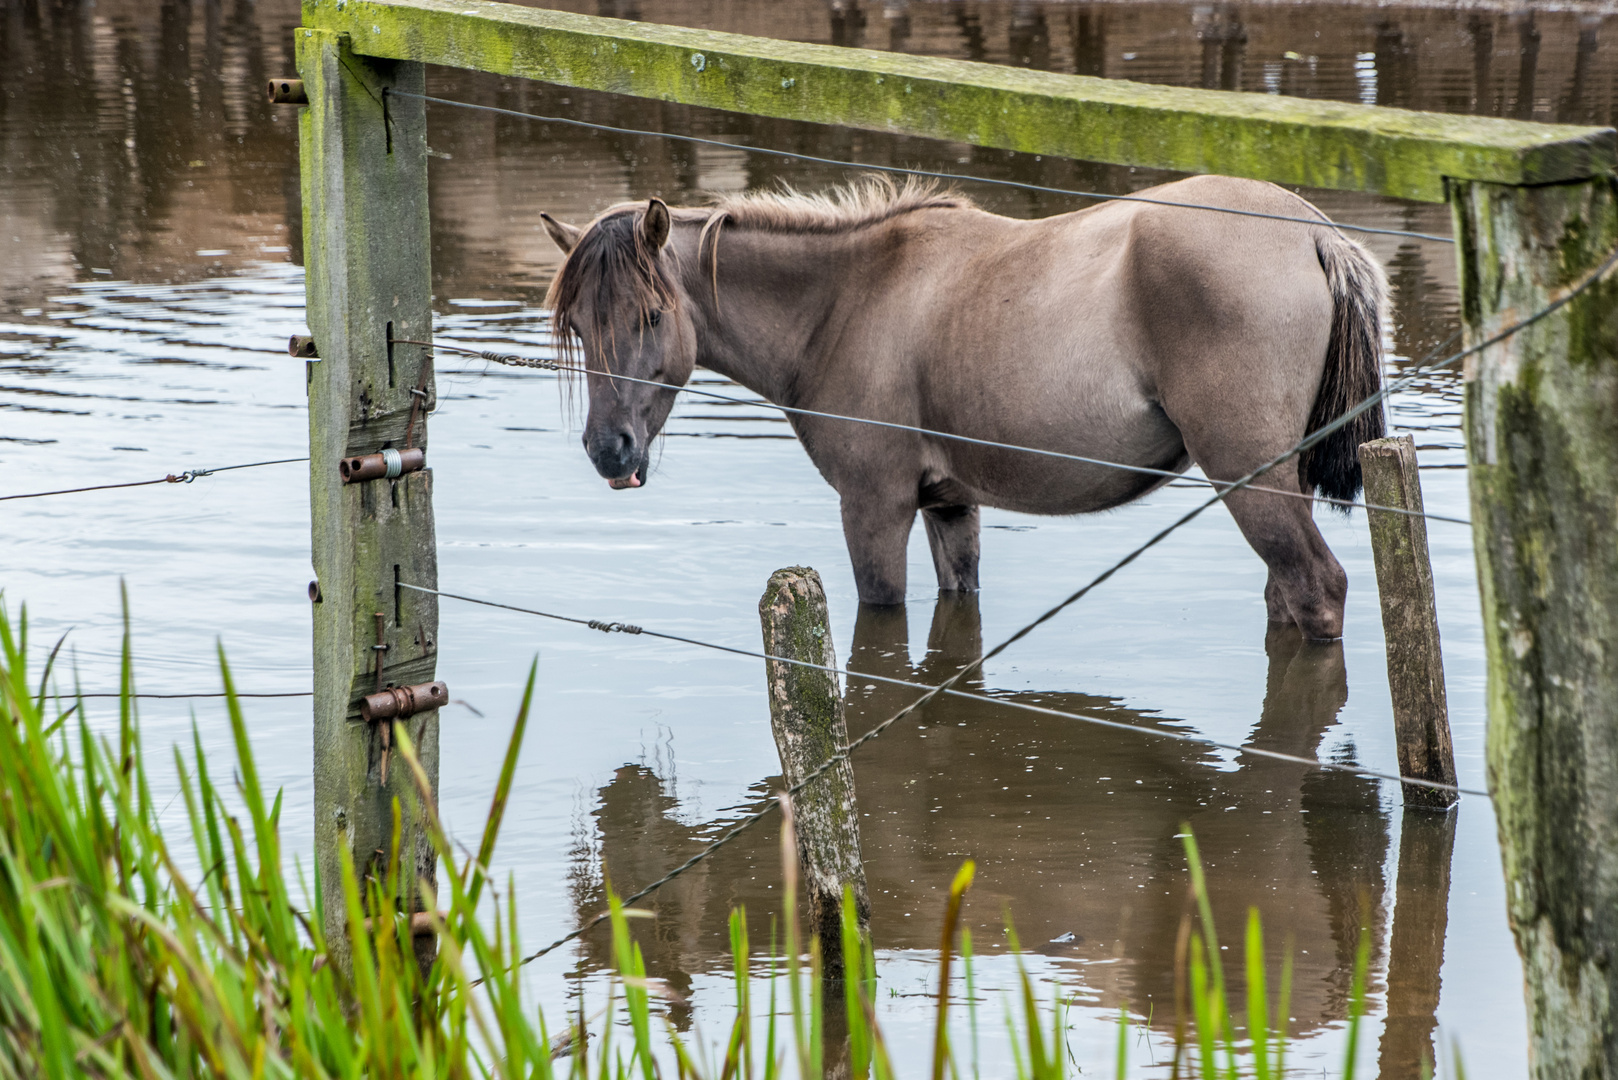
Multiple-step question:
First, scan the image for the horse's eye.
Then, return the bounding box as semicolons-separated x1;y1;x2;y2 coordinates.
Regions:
646;309;663;327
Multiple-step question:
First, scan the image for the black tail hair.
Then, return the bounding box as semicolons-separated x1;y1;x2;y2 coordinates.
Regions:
1304;230;1388;507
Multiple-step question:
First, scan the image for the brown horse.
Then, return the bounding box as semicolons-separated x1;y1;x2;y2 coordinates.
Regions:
540;177;1385;639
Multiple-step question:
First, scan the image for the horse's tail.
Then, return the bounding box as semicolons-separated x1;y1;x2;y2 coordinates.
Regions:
1302;228;1388;507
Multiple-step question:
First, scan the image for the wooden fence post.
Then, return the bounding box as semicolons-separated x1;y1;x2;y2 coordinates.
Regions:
298;28;440;977
1452;175;1618;1077
759;567;870;978
1357;435;1458;809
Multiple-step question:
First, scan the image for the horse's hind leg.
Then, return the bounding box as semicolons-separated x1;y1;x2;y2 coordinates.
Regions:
922;504;980;593
1221;484;1347;640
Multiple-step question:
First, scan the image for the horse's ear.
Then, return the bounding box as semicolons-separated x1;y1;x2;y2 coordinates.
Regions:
541;212;582;254
641;198;672;252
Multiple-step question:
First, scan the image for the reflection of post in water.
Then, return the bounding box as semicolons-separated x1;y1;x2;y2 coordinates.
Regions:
883;0;912;53
1557;17;1601;124
1469;15;1497;116
1513;11;1541;120
1377;809;1458;1080
1374;21;1417;109
948;0;988;63
826;0;867;49
1009;2;1051;70
1070;7;1106;77
1193;4;1246;91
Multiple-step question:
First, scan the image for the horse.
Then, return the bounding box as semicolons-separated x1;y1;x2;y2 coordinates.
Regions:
539;176;1385;640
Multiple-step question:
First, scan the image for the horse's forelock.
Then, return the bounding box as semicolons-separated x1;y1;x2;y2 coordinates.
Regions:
545;210;681;374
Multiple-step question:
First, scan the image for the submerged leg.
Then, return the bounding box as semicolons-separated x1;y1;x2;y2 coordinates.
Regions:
922;504;980;593
840;493;915;606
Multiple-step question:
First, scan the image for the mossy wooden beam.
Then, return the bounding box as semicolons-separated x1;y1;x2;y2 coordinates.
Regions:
1453;174;1618;1076
301;0;1613;203
298;27;441;979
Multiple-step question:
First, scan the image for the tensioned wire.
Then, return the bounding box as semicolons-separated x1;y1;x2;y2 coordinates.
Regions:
401;580;1485;799
0;456;308;502
452;241;1618;967
396;337;1473;528
385;89;1452;244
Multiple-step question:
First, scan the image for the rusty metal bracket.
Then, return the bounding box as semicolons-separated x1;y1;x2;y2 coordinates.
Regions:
289;334;320;359
361;681;448;724
268;78;308;105
340;446;424;484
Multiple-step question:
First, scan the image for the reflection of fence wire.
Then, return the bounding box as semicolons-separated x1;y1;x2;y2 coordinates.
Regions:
46;691;313;699
395;338;1472;528
387;89;1451;244
0;457;309;502
451;244;1618;963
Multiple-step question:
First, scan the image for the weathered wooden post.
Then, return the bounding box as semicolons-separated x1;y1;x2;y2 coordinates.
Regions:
1358;435;1458;809
1452;175;1618;1076
298;28;441;975
759;567;870;978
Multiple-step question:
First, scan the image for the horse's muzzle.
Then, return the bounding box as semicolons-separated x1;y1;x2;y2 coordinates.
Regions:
586;430;648;490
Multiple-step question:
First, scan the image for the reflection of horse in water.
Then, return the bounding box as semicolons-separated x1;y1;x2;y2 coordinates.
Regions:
568;595;1429;1050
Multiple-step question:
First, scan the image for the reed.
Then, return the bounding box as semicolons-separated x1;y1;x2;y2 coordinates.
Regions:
0;597;1457;1078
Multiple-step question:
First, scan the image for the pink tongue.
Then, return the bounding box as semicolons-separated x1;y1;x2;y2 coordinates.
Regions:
608;474;642;490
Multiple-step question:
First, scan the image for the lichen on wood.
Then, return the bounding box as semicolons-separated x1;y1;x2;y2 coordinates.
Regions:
300;0;1614;203
759;566;869;977
299;27;441;980
1453;174;1618;1077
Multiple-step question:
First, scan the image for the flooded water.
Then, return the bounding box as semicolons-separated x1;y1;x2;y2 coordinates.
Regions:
7;0;1615;1073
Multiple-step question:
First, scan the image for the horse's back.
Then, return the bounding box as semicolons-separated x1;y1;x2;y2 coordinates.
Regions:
883;177;1337;514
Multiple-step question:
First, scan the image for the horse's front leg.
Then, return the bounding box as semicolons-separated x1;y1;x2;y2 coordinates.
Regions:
922;504;980;593
840;489;916;607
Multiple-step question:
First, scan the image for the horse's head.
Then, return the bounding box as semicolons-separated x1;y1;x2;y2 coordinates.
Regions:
542;199;694;489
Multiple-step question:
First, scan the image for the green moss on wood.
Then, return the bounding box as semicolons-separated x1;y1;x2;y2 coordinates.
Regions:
1455;175;1618;1077
303;0;1614;203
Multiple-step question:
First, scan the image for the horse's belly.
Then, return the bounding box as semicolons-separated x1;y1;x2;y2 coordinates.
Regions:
935;402;1189;517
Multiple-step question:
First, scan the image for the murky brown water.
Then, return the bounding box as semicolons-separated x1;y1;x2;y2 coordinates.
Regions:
7;0;1614;1072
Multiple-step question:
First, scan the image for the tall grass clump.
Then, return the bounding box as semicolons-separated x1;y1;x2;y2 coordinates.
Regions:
0;597;1438;1078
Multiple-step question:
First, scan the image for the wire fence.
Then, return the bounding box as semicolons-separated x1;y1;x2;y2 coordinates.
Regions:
403;337;1473;528
0;456;308;502
387;90;1453;244
401;582;1484;798
19;82;1614;974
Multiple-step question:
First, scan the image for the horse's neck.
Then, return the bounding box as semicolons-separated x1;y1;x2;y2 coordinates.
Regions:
674;223;852;406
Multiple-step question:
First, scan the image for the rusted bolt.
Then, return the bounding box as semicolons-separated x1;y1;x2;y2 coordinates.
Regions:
289;334;319;358
268;78;308;105
340;446;424;484
360;680;448;723
308;580;323;603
